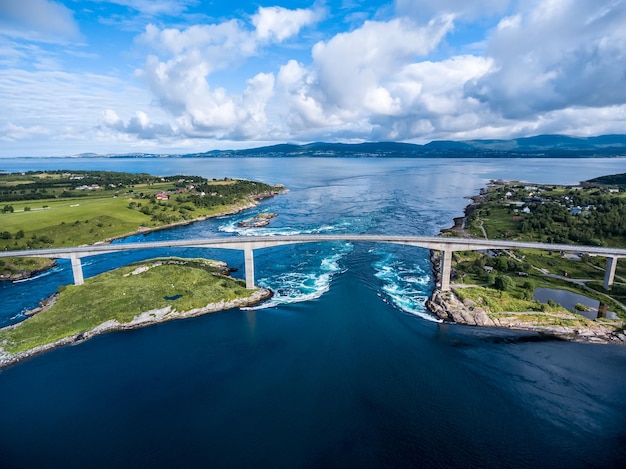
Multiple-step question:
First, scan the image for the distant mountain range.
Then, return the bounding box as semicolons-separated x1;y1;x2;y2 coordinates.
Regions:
106;134;626;158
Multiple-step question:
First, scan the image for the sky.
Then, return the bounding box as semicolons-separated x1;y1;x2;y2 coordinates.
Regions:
1;0;626;156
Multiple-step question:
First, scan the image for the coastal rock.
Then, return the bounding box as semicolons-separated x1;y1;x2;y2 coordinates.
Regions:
25;293;59;316
237;212;278;227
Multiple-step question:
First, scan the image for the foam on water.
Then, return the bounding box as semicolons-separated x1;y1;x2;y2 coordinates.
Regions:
218;217;337;237
11;265;63;283
243;243;351;309
372;250;441;322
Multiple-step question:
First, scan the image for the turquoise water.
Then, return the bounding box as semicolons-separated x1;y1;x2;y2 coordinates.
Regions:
1;157;626;467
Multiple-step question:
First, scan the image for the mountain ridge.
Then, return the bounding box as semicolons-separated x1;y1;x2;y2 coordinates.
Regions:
103;134;626;158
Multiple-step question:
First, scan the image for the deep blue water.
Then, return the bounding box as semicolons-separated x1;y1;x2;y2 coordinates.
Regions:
1;157;626;468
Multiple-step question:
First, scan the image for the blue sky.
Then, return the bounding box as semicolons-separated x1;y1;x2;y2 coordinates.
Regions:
1;0;625;156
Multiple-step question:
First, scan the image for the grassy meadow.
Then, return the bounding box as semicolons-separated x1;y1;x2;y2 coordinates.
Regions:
0;258;255;354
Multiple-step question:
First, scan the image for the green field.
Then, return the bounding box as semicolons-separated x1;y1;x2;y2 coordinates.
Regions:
1;171;284;276
0;258;257;354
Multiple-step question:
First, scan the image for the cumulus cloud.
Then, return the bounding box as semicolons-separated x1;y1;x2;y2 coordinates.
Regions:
465;0;626;118
134;5;320;140
310;16;453;110
252;6;323;42
100;109;176;139
275;15;460;138
0;0;80;41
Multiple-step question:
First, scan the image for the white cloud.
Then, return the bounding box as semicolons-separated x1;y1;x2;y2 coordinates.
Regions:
0;65;169;155
252;6;323;42
466;0;626;118
274;15;459;138
100;109;176;139
311;16;453;109
134;6;321;140
0;0;80;42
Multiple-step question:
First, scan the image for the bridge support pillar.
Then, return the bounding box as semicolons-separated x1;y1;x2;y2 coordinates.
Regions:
604;256;618;290
244;247;255;289
440;249;453;292
70;253;84;286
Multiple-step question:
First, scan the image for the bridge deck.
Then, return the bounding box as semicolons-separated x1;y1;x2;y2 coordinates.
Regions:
2;235;625;290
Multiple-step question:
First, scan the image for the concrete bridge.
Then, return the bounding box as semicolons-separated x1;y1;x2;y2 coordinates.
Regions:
2;235;626;291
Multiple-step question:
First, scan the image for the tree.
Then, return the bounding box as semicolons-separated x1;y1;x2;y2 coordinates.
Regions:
494;275;514;291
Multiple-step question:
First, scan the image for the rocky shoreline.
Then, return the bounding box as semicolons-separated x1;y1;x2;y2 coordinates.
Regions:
0;288;272;370
0;259;58;282
426;289;626;344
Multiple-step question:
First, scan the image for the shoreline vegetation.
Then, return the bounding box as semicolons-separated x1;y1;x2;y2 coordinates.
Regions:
427;176;626;344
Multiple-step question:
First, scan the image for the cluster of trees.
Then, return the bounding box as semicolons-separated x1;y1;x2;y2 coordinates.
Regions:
127;179;277;225
1;230;24;240
518;196;626;245
481;181;626;247
0;170;161;203
2;232;53;250
180;180;276;209
460;252;531;276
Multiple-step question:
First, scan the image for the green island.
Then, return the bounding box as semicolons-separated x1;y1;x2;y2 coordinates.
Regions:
428;172;626;344
0;258;271;368
0;170;284;368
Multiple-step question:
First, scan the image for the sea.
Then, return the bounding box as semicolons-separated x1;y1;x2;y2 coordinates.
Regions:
1;157;626;468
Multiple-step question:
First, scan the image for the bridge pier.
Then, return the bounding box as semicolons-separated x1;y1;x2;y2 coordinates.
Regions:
70;254;84;286
244;247;255;289
604;256;618;290
440;249;453;292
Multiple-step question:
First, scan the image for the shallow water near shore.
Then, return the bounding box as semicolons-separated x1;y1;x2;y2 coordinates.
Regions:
1;157;626;467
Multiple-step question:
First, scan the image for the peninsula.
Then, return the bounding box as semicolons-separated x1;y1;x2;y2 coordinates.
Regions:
0;170;287;280
427;174;626;344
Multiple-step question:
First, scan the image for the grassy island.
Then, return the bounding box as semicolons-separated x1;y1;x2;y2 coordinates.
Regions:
0;170;286;279
430;173;626;343
0;257;271;367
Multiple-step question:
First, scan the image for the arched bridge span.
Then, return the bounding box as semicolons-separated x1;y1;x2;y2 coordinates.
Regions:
2;235;626;291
